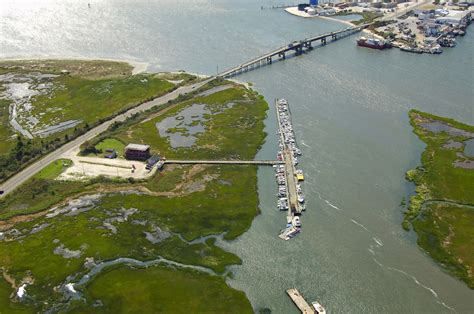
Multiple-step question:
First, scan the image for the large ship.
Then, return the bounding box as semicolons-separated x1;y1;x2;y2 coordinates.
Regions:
357;36;390;50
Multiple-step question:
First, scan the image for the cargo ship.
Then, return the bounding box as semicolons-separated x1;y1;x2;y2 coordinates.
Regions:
356;37;390;50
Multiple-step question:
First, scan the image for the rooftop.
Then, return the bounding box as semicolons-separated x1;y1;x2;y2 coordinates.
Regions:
125;143;150;151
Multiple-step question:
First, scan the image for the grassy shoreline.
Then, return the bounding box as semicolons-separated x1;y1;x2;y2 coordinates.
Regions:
405;109;474;288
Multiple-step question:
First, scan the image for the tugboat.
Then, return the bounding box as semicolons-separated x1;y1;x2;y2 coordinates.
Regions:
357;36;390;50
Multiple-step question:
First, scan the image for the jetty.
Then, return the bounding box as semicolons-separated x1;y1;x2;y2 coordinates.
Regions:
286;288;315;314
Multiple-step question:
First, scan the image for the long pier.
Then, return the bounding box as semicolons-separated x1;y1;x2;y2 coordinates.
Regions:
164;160;283;166
218;24;370;78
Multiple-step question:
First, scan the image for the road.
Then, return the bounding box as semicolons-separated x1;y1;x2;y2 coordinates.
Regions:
0;79;212;198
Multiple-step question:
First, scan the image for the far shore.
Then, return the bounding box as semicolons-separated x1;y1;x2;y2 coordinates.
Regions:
284;7;384;39
0;56;149;75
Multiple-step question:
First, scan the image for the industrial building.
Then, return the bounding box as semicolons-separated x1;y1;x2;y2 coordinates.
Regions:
124;143;151;161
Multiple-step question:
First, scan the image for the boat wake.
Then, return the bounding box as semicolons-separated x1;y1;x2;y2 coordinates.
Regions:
316;192;341;211
324;199;341;211
301;142;311;148
372;237;383;247
350;219;370;232
371;261;457;312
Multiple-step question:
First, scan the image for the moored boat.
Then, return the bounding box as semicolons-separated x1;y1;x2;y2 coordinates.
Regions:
356;36;390;50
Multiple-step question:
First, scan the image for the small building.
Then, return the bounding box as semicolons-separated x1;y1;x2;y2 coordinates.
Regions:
124;143;151;161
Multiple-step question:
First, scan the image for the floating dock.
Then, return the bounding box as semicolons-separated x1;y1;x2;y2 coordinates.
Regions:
286;288;315;314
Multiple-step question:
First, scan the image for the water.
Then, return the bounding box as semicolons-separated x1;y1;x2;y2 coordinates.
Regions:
1;0;473;313
465;139;474;157
156;103;210;148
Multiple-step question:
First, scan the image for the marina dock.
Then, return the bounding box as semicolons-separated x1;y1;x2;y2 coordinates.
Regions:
286;288;315;314
275;99;306;240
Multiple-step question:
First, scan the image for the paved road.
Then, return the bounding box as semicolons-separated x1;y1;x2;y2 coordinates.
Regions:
0;79;212;198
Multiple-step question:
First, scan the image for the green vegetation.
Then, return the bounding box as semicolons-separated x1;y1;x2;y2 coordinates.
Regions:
0;82;268;311
0;59;134;79
88;138;126;158
70;265;252;313
405;109;474;288
33;159;72;180
0;98;15;156
0;60;179;182
353;11;383;25
114;85;267;160
28;73;173;130
0;278;32;314
414;203;474;289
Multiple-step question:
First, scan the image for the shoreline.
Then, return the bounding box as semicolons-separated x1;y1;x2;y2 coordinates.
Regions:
284;7;383;39
0;56;149;75
284;7;356;27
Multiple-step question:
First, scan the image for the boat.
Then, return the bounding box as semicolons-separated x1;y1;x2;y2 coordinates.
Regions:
356;36;390;50
400;45;423;54
312;301;326;314
295;169;304;181
292;216;301;227
297;194;305;203
278;226;301;240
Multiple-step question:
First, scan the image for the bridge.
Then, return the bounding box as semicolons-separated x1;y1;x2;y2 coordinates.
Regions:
218;23;370;79
164;160;283;166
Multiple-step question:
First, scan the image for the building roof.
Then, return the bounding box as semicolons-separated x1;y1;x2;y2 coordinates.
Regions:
125;143;150;151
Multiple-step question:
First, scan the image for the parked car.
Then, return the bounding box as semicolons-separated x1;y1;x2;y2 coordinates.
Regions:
0;190;4;195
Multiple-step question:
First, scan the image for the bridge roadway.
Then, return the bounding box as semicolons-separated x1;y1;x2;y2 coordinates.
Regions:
218;23;370;78
164;160;283;166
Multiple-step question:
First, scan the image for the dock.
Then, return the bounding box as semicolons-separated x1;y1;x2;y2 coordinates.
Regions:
163;159;282;166
286;288;315;314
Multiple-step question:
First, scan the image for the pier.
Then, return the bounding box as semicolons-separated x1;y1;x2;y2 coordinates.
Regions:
286;288;315;314
163;159;283;166
218;24;370;78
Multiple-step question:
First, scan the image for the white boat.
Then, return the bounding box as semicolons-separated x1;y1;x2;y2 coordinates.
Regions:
292;216;301;227
278;226;300;240
298;194;305;203
312;301;326;314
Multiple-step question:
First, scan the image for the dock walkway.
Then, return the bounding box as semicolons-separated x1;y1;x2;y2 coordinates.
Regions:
286;288;315;314
164;160;282;166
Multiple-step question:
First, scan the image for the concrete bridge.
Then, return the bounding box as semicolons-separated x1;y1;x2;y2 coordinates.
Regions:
218;23;370;78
